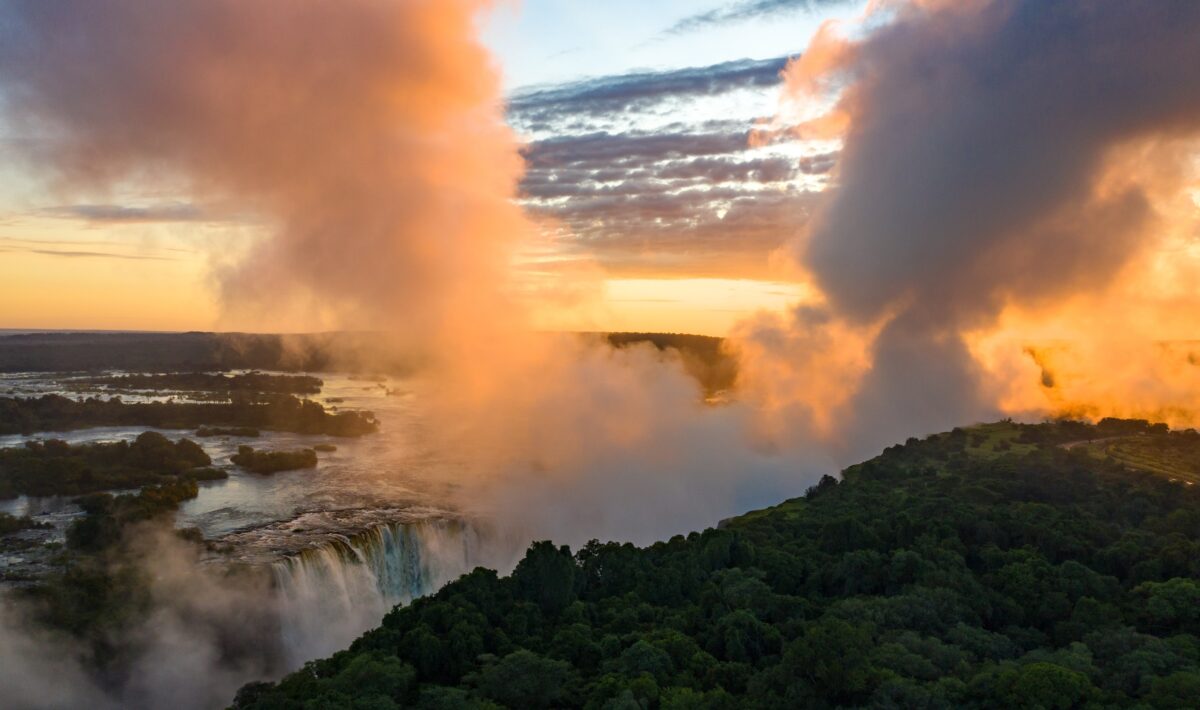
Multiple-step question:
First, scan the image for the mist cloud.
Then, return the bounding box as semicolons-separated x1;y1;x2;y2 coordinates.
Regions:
0;0;528;338
739;0;1200;453
0;527;280;710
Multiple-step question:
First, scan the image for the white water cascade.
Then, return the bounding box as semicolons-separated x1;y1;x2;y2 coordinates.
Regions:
270;517;520;667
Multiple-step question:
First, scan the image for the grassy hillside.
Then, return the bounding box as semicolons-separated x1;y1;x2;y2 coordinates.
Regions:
233;419;1200;709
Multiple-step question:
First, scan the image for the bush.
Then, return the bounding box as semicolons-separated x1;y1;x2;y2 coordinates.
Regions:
230;446;318;474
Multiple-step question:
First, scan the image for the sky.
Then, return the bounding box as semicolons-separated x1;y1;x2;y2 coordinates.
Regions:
0;0;854;335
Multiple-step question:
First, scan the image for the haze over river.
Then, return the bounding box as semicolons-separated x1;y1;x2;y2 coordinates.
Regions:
0;371;527;665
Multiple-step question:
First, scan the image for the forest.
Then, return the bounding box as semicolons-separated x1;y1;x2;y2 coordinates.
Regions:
0;431;218;499
232;418;1200;709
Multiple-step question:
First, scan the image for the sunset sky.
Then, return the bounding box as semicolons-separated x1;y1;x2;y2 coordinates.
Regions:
0;0;852;335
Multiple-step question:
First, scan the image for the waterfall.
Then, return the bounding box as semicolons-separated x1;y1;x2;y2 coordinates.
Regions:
270;517;483;667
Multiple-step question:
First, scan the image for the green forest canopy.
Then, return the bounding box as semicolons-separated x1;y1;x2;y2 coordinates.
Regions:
0;431;216;499
234;418;1200;709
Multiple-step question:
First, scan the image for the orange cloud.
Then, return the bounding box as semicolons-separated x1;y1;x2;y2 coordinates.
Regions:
731;0;1200;457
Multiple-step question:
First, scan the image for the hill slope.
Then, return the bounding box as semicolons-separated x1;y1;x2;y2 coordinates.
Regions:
233;419;1200;709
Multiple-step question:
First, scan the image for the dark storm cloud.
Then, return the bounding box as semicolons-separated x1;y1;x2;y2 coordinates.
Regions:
507;56;788;128
665;0;851;35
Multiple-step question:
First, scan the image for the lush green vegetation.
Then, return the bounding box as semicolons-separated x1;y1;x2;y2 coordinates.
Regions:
81;372;323;395
17;553;158;666
15;477;235;670
65;479;202;553
0;394;377;437
0;511;49;535
196;426;262;438
231;446;318;474
235;419;1200;709
0;431;216;499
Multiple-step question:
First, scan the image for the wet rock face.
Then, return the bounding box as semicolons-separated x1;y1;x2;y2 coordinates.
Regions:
262;513;484;666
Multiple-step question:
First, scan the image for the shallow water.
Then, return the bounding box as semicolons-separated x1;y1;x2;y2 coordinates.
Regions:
0;372;535;689
0;371;466;558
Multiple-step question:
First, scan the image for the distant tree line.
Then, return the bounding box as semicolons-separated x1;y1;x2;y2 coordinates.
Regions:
603;333;736;396
0;394;377;438
196;426;262;438
80;372;323;396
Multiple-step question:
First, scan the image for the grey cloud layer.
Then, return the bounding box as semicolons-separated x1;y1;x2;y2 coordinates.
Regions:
509;56;788;130
521;129;751;169
666;0;850;35
509;57;825;276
